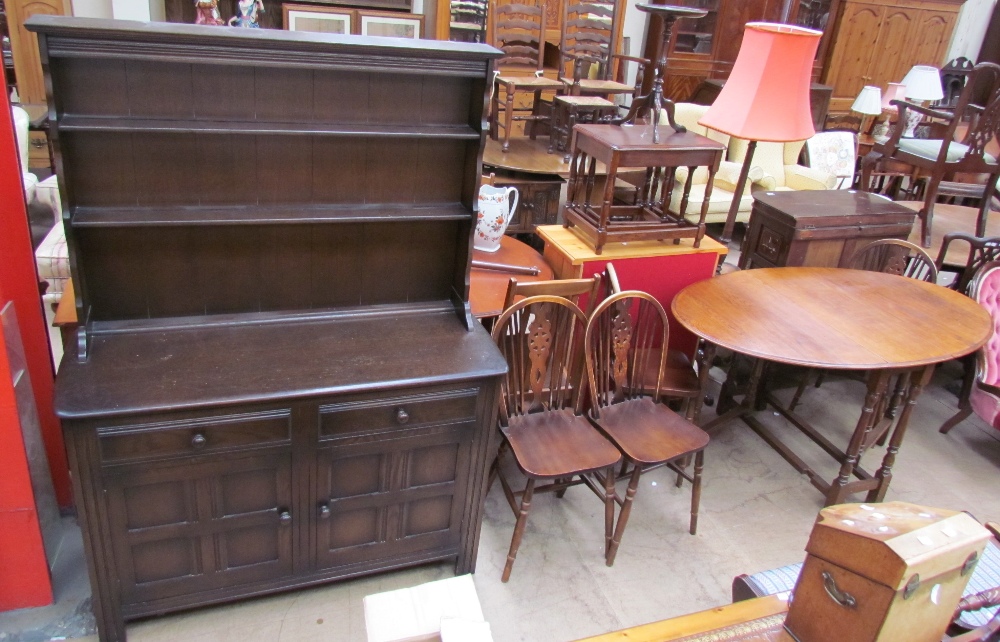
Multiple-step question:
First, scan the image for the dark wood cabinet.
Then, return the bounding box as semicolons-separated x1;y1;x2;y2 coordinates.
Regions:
488;173;563;234
739;191;916;270
27;16;505;642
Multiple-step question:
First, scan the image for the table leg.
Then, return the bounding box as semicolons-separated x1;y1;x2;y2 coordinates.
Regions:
826;369;892;506
867;364;934;503
692;340;717;427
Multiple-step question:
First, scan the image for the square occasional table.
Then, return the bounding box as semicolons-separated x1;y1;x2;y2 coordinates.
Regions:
563;124;725;255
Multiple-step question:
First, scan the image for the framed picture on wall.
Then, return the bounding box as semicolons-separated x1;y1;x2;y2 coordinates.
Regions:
358;10;424;39
283;4;355;34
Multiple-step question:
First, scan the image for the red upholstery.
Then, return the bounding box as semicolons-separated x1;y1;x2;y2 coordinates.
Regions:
970;265;1000;430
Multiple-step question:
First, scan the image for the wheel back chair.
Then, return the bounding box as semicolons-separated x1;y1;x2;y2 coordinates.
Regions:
940;260;1000;434
861;62;1000;248
788;239;937;412
489;295;621;581
488;0;563;152
583;290;710;566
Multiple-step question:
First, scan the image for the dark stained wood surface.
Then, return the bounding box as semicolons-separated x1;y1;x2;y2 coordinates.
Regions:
672;267;992;370
471;236;554;317
55;308;505;420
899;201;1000;267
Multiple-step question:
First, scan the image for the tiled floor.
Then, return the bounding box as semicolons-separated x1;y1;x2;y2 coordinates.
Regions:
5;360;998;642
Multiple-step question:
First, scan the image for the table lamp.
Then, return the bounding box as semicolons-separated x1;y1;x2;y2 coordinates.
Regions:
872;81;907;138
699;23;821;244
851;85;882;135
900;65;944;138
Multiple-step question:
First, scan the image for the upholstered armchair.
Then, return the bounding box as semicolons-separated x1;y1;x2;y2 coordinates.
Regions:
664;103;763;225
729;138;838;192
11;105;38;200
940;260;1000;434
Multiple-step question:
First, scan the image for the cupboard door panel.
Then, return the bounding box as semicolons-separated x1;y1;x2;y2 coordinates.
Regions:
869;8;917;90
824;3;884;102
901;10;956;71
105;451;294;604
315;423;473;569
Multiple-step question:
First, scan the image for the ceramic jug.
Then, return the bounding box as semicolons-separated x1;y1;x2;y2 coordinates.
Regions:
474;185;519;252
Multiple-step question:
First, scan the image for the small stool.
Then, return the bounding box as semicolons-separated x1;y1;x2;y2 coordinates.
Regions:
549;95;616;162
491;74;563;153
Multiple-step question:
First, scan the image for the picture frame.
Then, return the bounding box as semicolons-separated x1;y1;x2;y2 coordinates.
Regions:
283;4;355;35
358;10;424;39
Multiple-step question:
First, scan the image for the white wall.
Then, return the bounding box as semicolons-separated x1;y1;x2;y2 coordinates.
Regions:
947;0;995;62
71;0;165;20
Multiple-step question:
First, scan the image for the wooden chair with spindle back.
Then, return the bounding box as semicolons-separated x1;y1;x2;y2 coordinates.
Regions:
584;291;710;565
501;274;603;315
488;0;564;153
489;295;621;581
848;238;939;282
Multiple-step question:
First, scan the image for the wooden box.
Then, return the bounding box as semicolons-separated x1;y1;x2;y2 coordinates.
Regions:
785;502;991;642
27;16;505;642
739;191;916;270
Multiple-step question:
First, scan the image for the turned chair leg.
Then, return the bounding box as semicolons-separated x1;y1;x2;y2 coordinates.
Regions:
502;478;535;582
606;465;641;566
690;449;704;535
502;83;516;153
603;466;616;558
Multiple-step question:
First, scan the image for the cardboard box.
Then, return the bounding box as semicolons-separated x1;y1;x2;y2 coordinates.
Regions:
364;574;491;642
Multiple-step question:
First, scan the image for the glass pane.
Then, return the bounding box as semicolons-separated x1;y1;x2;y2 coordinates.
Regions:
796;0;833;32
669;0;719;55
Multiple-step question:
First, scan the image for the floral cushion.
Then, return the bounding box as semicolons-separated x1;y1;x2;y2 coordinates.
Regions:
806;132;857;189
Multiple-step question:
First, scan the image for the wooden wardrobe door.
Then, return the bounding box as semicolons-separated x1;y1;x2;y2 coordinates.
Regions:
5;0;69;104
824;1;884;110
870;7;919;90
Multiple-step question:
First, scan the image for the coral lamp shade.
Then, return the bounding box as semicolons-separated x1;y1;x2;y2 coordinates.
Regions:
882;82;906;109
698;23;822;142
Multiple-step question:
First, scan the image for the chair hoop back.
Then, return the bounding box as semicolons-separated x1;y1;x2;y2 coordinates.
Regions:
971;261;1000;388
584;290;670;413
935;232;1000;296
849;239;939;283
491;295;589;422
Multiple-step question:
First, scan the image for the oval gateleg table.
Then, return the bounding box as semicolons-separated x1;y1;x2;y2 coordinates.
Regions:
672;267;992;506
470;235;554;319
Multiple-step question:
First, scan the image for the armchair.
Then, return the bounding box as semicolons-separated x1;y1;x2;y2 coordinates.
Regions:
861;62;1000;248
940;260;1000;434
729;137;837;193
664;103;763;225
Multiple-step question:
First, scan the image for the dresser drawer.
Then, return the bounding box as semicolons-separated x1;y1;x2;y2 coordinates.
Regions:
99;410;291;463
320;387;479;439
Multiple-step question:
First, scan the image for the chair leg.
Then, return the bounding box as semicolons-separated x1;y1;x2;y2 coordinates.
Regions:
489;81;500;141
690;449;704;535
528;89;543;140
603;467;616;558
940;407;973;434
675;453;691;488
502;477;535;582
789;368;813;411
978;174;1000;237
606;465;642;566
502;83;516;153
920;176;943;248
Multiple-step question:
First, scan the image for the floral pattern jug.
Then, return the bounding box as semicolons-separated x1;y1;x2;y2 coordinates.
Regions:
475;185;519;252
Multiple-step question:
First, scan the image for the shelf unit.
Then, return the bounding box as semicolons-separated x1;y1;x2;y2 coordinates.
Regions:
28;16;505;642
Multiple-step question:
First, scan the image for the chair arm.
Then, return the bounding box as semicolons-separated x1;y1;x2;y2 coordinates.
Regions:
751;173;778;191
784;164;837;190
611;54;650;67
674;166;711;186
713;161;763;194
892;99;955;122
976;379;1000;399
935;231;979;271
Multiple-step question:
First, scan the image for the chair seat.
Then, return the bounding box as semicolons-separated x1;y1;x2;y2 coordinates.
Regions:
897;138;998;165
496;75;563;89
592;397;709;465
562;78;634;94
555;95;616;107
503;408;621;478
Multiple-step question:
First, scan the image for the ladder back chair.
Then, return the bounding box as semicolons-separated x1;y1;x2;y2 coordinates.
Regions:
490;295;621;581
584;291;710;565
488;0;563;152
557;0;640;98
861;62;1000;247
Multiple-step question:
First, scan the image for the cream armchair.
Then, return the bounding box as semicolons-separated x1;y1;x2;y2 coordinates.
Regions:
662;103;764;225
729;138;837;192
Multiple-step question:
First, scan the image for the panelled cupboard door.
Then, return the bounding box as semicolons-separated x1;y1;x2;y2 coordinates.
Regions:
902;9;957;70
314;387;479;569
104;451;294;604
824;1;884;105
871;7;918;89
5;0;69;104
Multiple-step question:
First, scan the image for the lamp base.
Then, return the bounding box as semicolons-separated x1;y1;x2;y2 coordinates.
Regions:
901;105;924;138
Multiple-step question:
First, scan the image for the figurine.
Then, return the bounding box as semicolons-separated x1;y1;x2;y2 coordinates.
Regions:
229;0;265;28
194;0;224;26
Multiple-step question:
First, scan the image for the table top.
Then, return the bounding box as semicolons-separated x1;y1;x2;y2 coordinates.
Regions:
484;137;605;177
536;225;727;263
470;235;554;318
672;267;992;370
577;595;790;642
574;123;727;153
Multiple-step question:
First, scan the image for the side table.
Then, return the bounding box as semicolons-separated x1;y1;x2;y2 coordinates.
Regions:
563;124;725;254
535;224;726;358
739;190;916;270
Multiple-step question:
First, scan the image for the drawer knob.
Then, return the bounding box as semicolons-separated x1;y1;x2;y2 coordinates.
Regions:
191;433;207;449
318;504;331;519
395;408;410;424
279;510;292;525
